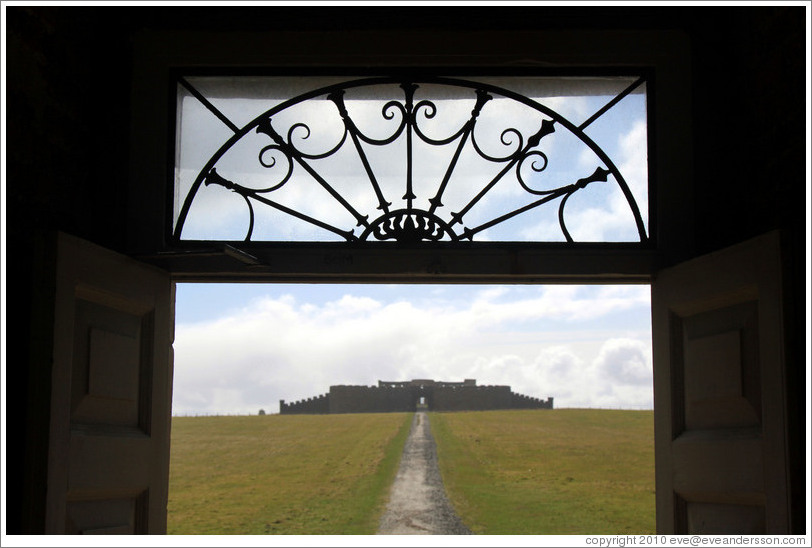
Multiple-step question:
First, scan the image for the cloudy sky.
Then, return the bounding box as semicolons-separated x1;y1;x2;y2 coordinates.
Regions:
172;283;653;415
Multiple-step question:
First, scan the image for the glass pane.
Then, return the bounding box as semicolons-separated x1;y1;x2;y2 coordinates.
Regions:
173;75;648;243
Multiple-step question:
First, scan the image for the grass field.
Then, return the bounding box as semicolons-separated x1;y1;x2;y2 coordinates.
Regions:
168;409;654;535
167;413;412;534
430;408;655;535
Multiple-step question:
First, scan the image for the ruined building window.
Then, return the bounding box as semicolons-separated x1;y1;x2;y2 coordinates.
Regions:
172;74;649;244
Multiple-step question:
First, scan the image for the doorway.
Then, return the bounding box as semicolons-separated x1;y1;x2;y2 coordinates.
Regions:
167;281;655;534
41;230;796;534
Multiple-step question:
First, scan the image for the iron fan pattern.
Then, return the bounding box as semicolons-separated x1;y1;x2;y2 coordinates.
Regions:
174;77;648;244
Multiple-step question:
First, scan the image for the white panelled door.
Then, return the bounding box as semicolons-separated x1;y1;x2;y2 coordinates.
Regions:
652;231;790;534
45;233;174;533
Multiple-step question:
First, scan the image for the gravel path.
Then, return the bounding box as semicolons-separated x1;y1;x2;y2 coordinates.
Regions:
377;411;472;535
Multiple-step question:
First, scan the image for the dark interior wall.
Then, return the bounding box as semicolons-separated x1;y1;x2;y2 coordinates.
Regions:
6;8;133;253
687;8;805;256
6;8;136;533
4;6;807;533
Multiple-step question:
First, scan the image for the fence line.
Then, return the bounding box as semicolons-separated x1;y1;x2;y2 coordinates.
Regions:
171;412;274;417
172;405;653;417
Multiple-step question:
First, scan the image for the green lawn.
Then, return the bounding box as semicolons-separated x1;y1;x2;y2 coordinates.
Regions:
430;409;655;535
168;409;654;535
167;413;411;534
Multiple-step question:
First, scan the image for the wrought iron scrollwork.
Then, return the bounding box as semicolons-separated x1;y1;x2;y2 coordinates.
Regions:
362;210;457;243
174;76;648;244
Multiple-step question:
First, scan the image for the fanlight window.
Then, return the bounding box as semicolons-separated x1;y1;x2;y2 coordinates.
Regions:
173;75;649;244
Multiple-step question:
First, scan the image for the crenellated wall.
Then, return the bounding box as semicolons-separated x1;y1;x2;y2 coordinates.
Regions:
279;393;330;414
279;379;553;414
511;393;554;410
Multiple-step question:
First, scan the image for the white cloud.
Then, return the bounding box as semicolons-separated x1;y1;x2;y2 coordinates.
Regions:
595;338;653;385
518;118;648;242
172;285;652;415
617;119;649;226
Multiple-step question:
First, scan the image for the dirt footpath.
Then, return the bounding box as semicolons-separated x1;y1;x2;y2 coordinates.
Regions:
377;411;472;535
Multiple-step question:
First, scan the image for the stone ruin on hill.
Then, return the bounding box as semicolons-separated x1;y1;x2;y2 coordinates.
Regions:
279;378;553;414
